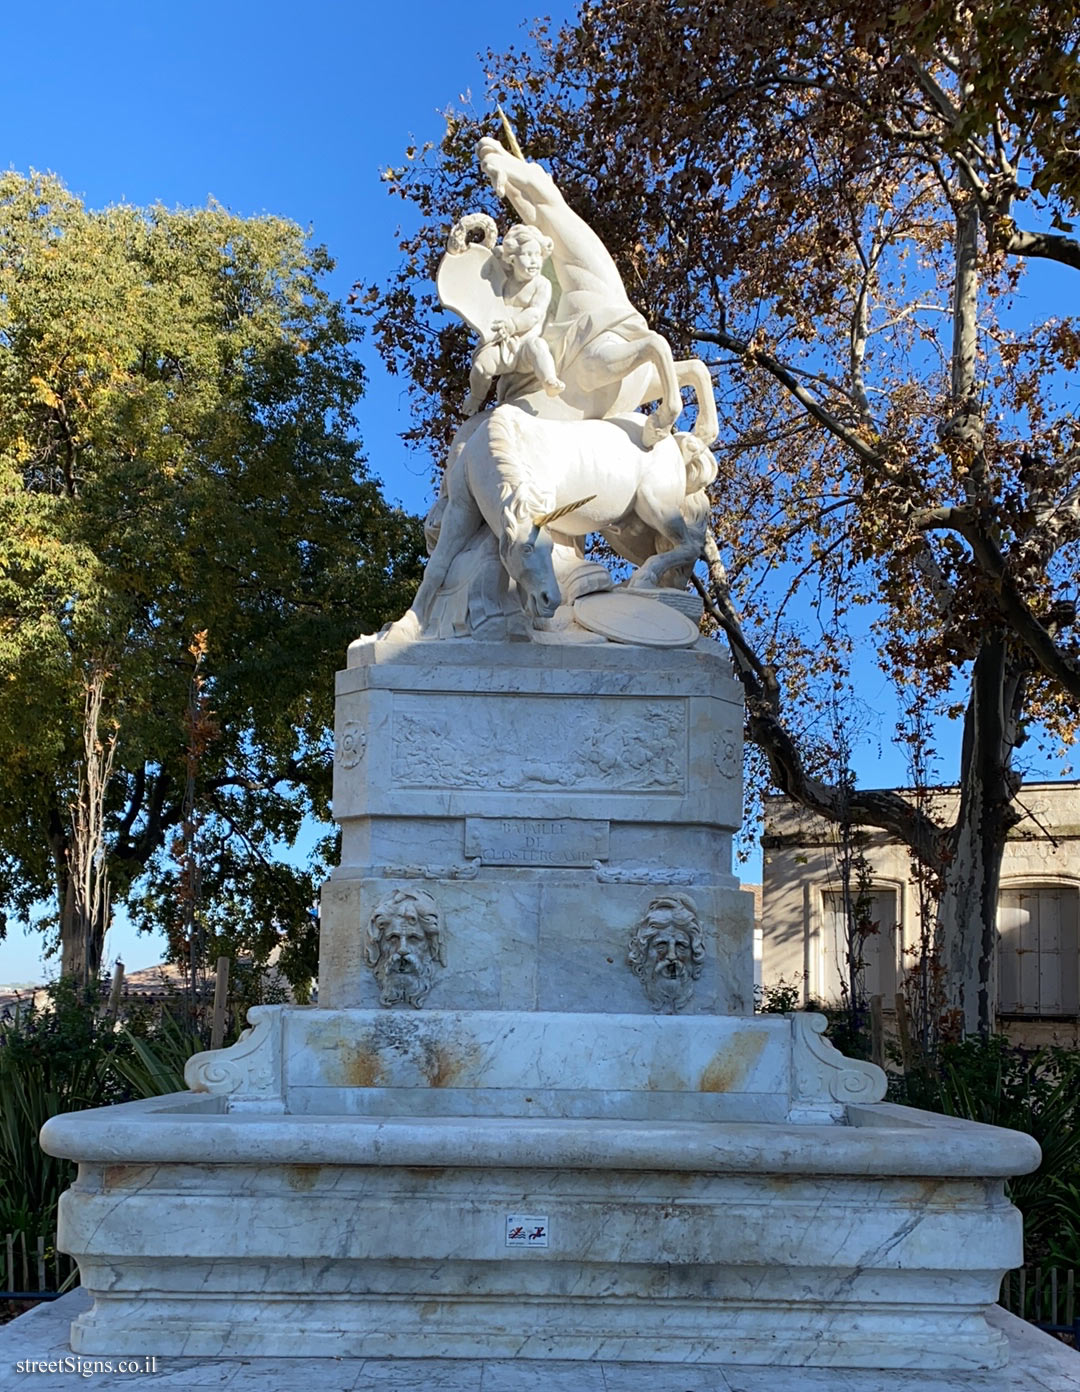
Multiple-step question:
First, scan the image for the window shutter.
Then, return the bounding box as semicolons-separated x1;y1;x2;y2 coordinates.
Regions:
997;887;1079;1016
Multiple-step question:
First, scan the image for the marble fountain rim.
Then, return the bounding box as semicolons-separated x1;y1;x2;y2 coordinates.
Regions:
40;1096;1041;1176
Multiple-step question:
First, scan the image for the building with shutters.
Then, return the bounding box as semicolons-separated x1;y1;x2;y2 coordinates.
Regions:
760;781;1080;1045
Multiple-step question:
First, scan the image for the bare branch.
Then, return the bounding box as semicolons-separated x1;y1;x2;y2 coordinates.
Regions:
690;324;882;465
999;224;1080;272
696;538;945;869
914;508;1080;698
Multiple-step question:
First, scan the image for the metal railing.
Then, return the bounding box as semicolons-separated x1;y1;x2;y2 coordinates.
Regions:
1001;1266;1080;1341
0;1231;77;1302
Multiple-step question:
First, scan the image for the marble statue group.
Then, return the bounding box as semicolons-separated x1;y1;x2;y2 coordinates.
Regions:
383;136;720;647
39;124;1041;1381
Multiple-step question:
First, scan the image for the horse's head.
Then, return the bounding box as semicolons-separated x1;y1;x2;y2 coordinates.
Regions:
499;510;560;620
498;494;596;621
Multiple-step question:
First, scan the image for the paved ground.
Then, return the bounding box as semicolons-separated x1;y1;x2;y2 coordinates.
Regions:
0;1292;1077;1391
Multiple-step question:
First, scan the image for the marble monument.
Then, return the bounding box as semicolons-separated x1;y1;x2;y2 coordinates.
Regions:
41;134;1039;1371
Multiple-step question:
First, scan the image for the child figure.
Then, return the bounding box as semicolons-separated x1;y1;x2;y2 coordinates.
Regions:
461;223;565;416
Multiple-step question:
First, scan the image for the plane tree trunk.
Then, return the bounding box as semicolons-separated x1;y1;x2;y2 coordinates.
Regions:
935;633;1026;1036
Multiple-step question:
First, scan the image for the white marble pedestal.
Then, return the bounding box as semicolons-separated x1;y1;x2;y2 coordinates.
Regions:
321;640;753;1015
39;636;1042;1372
41;1005;1039;1369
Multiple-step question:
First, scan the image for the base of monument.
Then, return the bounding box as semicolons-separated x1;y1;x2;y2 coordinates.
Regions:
42;1007;1038;1372
65;1294;1007;1369
9;1291;1080;1392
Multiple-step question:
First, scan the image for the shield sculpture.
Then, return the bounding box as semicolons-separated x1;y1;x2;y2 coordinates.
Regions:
437;226;506;341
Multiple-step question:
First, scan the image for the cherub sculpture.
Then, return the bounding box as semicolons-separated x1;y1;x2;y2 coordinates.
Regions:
450;218;565;416
370;137;722;646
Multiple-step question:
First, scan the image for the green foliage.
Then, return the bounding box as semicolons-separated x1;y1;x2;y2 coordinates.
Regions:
754;976;807;1014
112;1008;213;1099
0;979;223;1248
894;1036;1080;1263
0;171;424;967
0;981;134;1239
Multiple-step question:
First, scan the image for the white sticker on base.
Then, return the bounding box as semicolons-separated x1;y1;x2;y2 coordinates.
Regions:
506;1214;549;1248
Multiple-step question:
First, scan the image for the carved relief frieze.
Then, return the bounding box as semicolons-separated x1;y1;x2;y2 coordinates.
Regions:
627;892;706;1013
595;863;695;885
381;859;481;881
366;887;446;1009
391;695;685;793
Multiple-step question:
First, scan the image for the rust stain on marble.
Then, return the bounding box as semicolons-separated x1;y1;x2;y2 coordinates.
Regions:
103;1164;155;1190
423;1044;467;1088
285;1165;321;1191
342;1048;383;1088
698;1030;768;1093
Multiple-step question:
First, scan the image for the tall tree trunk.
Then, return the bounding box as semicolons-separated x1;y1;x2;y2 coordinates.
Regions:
60;667;117;985
936;634;1024;1035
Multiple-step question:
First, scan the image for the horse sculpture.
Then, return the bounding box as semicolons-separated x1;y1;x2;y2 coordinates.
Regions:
476;137;718;448
384;406;717;641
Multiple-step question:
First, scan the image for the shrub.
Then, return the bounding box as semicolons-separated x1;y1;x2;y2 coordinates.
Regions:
0;980;135;1241
893;1036;1080;1264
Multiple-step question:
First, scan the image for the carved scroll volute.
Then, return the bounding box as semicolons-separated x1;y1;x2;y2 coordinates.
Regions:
184;1005;285;1112
789;1012;887;1120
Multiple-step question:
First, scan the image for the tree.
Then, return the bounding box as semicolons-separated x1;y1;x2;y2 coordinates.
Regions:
361;0;1080;1035
0;172;425;982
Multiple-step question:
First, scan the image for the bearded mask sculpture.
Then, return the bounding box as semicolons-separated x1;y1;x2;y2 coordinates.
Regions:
365;888;446;1008
627;893;706;1014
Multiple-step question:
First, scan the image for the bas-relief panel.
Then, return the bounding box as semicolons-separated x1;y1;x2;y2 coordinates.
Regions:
390;694;686;793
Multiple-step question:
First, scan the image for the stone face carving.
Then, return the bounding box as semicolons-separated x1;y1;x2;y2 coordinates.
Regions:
378;138;721;647
365;888;446;1008
627;893;706;1013
391;695;685;793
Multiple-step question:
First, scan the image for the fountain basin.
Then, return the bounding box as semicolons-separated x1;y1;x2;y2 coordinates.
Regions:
40;1007;1039;1369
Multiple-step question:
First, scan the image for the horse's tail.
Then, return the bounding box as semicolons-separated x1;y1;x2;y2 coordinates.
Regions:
676;432;719;496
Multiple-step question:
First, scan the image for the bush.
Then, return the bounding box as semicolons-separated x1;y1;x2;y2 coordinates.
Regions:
0;979;219;1254
893;1036;1080;1265
0;980;136;1241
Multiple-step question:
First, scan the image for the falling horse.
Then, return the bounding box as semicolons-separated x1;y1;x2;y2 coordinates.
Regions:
384;406;717;641
477;136;719;448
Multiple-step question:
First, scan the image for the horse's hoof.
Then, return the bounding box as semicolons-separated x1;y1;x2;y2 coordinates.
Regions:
642;418;673;449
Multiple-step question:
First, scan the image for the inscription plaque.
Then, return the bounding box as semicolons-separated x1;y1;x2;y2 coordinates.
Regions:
465;817;609;867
